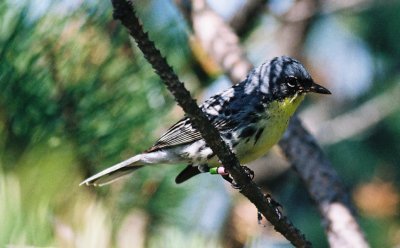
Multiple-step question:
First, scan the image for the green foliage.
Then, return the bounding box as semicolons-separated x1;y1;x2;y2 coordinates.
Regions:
357;2;400;68
0;1;191;246
147;226;222;248
0;1;180;172
0;141;79;246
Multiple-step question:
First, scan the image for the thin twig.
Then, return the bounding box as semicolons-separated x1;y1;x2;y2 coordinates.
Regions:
110;0;312;246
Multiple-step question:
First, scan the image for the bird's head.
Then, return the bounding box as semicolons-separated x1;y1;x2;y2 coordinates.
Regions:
267;56;331;100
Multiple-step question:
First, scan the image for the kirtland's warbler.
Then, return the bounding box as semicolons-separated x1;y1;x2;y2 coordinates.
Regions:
81;56;331;187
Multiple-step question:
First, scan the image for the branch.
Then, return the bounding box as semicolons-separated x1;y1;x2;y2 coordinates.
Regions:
320;0;375;16
271;0;318;58
228;0;268;36
110;0;311;247
317;83;400;145
177;0;369;247
176;0;252;84
279;117;369;247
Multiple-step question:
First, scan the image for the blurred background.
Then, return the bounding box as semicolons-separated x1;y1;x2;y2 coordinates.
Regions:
1;0;399;247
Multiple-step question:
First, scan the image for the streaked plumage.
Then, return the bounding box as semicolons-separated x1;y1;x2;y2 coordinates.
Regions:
81;56;330;186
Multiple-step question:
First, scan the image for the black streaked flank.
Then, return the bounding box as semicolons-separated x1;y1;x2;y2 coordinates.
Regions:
239;126;256;138
254;128;264;145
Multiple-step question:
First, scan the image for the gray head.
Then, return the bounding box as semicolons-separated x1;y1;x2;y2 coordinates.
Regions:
266;56;331;100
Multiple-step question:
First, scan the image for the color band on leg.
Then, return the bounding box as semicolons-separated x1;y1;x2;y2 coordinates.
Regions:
209;166;228;175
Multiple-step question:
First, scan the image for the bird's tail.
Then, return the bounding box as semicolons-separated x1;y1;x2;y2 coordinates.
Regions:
80;154;144;187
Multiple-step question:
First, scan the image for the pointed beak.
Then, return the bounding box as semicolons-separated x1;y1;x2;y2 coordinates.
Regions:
308;82;331;95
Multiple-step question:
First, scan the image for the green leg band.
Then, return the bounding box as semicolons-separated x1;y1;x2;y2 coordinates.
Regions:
209;167;218;174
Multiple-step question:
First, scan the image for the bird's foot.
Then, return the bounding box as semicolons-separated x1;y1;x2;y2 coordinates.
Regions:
209;167;239;188
209;166;239;188
211;165;255;189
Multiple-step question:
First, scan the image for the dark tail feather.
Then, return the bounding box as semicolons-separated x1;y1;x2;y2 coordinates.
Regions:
175;165;201;184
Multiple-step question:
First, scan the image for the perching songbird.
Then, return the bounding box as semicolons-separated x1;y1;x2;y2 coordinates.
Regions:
80;56;331;187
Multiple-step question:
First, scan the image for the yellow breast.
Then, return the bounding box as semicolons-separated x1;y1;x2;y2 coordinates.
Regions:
236;94;305;164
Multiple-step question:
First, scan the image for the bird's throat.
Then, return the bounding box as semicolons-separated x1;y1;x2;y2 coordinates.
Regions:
281;94;305;116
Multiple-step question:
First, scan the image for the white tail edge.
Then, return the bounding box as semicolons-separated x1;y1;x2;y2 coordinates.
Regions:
79;155;143;187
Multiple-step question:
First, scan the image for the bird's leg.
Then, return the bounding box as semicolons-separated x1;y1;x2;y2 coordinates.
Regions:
210;164;255;189
208;166;238;188
210;165;254;179
209;166;229;176
210;166;239;188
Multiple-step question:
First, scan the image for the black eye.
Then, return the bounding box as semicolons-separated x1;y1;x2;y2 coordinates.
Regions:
286;76;297;88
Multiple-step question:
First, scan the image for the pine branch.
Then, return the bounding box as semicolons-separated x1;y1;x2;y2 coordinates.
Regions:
110;0;312;246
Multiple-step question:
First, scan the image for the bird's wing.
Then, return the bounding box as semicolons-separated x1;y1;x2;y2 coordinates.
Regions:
148;117;202;151
147;108;237;152
146;86;244;152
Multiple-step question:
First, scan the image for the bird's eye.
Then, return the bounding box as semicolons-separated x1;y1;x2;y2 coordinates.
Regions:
286;76;297;88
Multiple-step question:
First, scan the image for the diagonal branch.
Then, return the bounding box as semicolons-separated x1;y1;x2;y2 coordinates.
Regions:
110;0;311;246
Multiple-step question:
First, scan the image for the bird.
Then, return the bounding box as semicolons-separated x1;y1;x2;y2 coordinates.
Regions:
80;56;331;187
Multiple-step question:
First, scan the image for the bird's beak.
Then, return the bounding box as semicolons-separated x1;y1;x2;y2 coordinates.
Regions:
308;82;331;94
